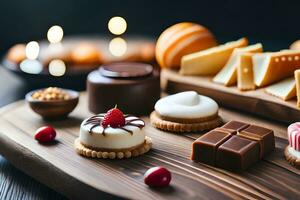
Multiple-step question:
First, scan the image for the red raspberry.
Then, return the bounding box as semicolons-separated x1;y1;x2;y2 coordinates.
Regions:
101;106;125;128
144;166;172;187
35;126;56;143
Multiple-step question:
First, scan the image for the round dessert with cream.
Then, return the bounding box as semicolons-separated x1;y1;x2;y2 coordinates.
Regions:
285;122;300;168
75;106;152;159
150;91;222;132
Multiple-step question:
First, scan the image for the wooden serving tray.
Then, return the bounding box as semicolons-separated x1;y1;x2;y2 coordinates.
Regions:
161;69;299;124
0;93;299;199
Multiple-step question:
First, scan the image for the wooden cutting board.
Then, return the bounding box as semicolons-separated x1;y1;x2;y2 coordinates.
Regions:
161;69;299;124
0;93;299;199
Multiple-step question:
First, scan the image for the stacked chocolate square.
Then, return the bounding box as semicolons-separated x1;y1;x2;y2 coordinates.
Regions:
191;121;275;171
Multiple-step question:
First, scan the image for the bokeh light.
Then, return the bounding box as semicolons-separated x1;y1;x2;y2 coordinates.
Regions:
108;16;127;35
48;59;66;76
47;25;64;43
109;37;127;57
20;59;43;74
25;41;40;60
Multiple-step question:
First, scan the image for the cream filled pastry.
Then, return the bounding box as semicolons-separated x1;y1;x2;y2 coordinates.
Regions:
285;122;300;168
150;91;222;133
155;91;218;119
80;115;145;150
75;106;152;159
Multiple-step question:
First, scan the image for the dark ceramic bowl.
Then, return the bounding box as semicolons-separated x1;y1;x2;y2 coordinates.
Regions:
25;88;79;120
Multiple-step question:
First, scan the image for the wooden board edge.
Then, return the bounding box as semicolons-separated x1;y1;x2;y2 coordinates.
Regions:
161;69;299;124
0;131;120;200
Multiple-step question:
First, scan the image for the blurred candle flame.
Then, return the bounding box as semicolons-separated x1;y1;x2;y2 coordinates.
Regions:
109;37;127;57
47;25;64;44
108;16;127;35
48;59;66;76
25;41;40;60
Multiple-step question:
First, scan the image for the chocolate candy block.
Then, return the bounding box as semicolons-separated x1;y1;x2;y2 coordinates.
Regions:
238;125;275;158
216;135;259;170
191;129;232;165
222;121;250;132
215;127;237;135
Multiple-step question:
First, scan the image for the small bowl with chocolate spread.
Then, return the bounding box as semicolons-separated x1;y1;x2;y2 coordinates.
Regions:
25;87;79;120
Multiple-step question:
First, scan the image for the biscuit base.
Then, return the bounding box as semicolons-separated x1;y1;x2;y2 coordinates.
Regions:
284;146;300;169
74;136;152;159
150;111;222;133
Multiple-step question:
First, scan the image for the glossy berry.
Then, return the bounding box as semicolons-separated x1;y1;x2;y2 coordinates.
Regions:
101;107;125;128
35;126;56;143
144;166;171;187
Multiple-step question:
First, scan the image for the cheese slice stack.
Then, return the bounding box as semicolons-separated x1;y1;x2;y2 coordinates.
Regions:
180;38;248;75
237;53;257;91
213;43;262;86
265;77;296;100
253;50;300;87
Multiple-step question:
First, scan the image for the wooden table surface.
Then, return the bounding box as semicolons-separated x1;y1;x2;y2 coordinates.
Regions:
0;92;299;199
0;67;66;199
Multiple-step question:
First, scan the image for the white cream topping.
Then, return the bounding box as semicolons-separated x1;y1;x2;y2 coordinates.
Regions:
79;115;145;149
288;146;300;159
154;91;218;119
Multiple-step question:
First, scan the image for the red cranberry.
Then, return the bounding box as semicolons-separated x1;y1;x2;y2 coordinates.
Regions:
144;166;171;187
35;126;56;143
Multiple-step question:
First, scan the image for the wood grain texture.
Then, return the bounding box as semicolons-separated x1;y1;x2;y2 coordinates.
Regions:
0;93;299;199
161;69;299;124
0;155;66;200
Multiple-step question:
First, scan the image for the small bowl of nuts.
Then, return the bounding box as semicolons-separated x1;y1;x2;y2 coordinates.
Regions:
25;87;79;120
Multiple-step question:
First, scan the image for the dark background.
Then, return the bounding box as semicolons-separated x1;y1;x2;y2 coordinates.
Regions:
0;0;299;56
0;0;299;199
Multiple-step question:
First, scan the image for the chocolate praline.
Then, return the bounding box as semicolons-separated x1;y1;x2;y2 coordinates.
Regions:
87;62;160;116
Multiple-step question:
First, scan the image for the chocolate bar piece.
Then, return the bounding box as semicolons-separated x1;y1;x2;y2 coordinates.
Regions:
222;121;250;132
191;129;232;165
215;127;237;135
216;135;259;170
238;125;275;158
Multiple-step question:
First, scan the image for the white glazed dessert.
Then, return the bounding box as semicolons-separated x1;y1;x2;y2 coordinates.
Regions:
150;91;222;133
79;114;145;151
154;91;219;119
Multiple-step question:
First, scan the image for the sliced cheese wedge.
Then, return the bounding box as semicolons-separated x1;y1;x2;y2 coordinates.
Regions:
253;50;300;87
295;70;300;108
213;43;262;86
180;38;248;75
237;53;257;91
265;77;296;100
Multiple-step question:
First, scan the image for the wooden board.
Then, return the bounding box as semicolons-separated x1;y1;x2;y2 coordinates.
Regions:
161;69;299;124
0;93;299;199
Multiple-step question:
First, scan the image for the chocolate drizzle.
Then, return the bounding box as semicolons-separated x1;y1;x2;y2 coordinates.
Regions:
83;114;145;136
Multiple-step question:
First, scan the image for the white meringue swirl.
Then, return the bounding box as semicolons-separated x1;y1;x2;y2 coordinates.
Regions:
154;91;219;119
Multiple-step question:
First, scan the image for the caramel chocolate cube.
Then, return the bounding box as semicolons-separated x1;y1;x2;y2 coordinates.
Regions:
215;127;237;135
238;125;275;158
222;121;250;132
191;129;232;165
216;136;259;170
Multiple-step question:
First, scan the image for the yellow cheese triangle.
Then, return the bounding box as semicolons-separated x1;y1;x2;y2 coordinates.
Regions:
180;38;248;75
237;53;257;91
253;50;300;87
295;69;300;108
213;43;262;86
265;77;296;100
